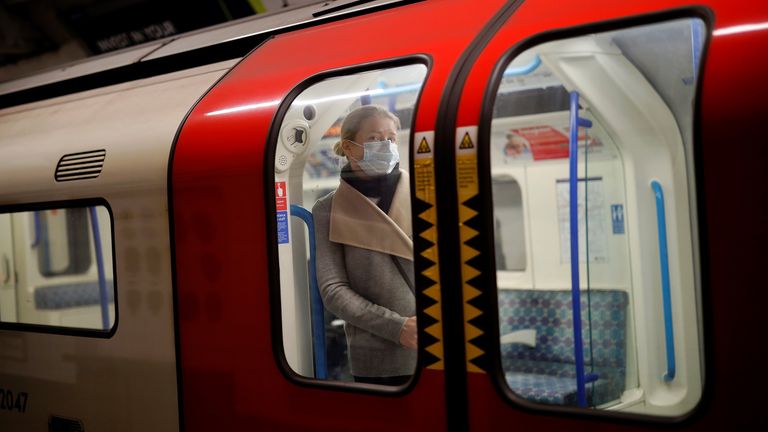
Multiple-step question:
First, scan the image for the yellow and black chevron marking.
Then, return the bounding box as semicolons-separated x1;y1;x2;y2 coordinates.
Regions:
455;127;490;373
413;133;443;370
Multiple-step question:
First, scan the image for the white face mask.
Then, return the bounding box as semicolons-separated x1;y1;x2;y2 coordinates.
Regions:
348;139;399;176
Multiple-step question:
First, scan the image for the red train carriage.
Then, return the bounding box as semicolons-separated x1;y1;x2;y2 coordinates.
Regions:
1;0;766;430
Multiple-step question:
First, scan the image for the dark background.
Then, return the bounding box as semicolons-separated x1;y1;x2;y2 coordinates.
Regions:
0;0;314;82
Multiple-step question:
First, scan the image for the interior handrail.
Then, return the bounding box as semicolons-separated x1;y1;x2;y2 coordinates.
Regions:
88;207;110;330
569;90;593;408
651;180;676;382
290;204;328;380
503;54;541;77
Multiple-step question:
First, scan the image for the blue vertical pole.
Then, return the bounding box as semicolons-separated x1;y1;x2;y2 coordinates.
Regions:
33;211;52;274
89;207;110;330
290;205;328;379
651;180;676;382
569;91;592;407
32;211;41;246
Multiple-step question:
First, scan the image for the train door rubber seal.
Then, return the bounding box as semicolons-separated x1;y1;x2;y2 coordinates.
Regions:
431;1;526;430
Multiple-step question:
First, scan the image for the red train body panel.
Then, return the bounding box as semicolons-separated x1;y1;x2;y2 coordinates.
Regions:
1;0;766;430
172;1;507;429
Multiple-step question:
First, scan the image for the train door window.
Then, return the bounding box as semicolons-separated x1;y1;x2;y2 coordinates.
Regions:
272;62;427;387
488;18;705;416
0;203;116;333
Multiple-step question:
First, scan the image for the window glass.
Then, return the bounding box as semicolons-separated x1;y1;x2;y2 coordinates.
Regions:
36;208;92;276
273;63;427;386
0;205;115;332
490;19;705;416
492;178;525;272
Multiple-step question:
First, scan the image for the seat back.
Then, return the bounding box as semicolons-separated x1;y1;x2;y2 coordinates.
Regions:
498;289;628;374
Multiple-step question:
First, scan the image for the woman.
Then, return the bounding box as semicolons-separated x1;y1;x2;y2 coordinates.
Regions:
313;105;417;386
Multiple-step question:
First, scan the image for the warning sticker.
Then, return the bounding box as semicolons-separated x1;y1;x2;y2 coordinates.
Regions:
417;137;432;154
275;182;287;211
414;131;434;161
276;211;289;244
455;126;477;156
455;126;478;192
454;125;485;373
412;130;444;370
459;132;474;149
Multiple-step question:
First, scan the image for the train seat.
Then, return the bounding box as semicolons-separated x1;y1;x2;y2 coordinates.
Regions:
34;281;115;310
499;289;628;406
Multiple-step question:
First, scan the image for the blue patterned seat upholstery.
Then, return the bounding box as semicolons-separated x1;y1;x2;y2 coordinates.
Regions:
35;281;114;310
498;289;628;406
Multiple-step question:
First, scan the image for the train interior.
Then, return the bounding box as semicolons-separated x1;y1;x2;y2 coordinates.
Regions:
0;206;115;331
274;16;705;417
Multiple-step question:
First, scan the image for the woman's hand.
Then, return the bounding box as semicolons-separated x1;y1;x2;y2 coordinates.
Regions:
399;316;418;349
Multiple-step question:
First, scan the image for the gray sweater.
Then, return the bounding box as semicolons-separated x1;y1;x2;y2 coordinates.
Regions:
312;182;416;377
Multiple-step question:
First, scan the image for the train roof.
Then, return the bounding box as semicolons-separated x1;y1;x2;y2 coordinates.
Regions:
0;0;409;109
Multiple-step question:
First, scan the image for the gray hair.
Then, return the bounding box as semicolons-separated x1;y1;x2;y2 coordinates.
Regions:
332;105;401;156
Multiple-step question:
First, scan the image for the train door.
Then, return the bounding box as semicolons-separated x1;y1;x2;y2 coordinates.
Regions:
170;0;512;430
439;0;765;429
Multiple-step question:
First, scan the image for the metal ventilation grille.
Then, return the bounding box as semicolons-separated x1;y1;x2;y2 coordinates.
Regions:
49;415;85;432
55;150;106;182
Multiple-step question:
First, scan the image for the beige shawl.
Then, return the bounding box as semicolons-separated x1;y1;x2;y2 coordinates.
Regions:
329;170;412;260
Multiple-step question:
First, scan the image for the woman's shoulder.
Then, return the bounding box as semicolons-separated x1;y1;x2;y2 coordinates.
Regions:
311;189;337;214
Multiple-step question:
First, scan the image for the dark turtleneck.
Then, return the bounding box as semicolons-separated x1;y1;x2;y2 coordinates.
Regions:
340;163;401;214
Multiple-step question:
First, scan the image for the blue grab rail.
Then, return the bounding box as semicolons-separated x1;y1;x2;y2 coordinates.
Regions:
569;91;593;408
32;212;51;274
503;54;541;77
651;180;676;382
32;211;42;247
290;204;328;380
88;207;110;331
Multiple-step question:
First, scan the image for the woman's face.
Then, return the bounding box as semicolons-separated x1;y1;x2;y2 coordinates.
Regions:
342;115;398;173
